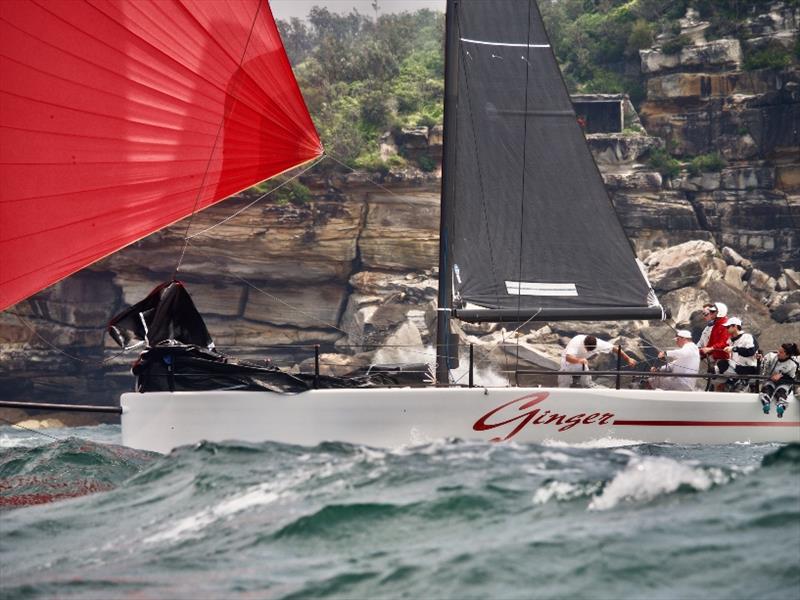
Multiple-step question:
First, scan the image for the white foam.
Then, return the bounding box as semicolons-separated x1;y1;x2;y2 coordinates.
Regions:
588;456;730;511
143;484;281;544
532;480;599;505
143;468;316;545
542;437;645;449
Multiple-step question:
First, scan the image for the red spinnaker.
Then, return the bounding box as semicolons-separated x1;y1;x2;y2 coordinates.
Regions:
0;0;322;310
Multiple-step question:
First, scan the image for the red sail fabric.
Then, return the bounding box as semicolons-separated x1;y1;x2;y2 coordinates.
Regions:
0;0;322;310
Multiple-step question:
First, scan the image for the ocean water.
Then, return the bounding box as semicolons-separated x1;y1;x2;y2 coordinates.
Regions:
1;426;798;599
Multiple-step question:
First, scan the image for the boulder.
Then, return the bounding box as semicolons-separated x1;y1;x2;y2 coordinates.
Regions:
643;240;719;292
722;246;753;270
371;321;426;365
783;268;800;290
658;286;711;327
746;268;777;294
724;265;747;290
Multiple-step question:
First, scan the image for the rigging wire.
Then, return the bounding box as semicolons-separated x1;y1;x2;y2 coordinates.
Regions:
173;0;266;279
9;313;131;366
186;155;327;240
0;416;63;443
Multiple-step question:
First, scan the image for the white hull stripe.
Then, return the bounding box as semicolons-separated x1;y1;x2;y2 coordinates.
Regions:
460;37;549;48
505;281;578;296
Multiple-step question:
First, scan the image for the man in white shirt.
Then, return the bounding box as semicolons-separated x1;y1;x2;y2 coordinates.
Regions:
559;334;636;388
651;329;700;391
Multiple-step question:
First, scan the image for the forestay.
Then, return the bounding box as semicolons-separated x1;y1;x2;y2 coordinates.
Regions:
445;0;661;322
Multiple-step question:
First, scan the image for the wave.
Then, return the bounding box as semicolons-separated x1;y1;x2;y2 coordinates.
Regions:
0;437;155;509
587;455;734;510
761;443;800;468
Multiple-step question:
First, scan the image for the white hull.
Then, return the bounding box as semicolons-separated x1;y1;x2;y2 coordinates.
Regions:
121;387;800;453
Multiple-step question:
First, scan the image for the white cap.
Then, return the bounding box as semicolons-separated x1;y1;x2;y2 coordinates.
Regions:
676;329;693;339
724;316;742;327
715;302;728;318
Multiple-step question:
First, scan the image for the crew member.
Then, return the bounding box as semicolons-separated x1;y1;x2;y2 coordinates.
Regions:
697;302;717;350
699;302;730;370
559;334;636;388
650;329;700;391
718;317;758;391
760;342;799;418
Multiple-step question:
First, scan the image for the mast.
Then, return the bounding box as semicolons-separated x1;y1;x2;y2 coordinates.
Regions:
435;0;459;385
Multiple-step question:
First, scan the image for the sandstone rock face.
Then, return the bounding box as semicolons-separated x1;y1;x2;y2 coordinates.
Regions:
2;4;798;414
586;134;662;165
641;39;742;75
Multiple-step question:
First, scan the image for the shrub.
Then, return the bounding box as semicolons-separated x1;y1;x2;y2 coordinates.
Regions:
627;19;654;55
662;34;691;55
272;180;312;206
744;42;792;71
417;155;437;172
647;148;681;179
688;153;727;176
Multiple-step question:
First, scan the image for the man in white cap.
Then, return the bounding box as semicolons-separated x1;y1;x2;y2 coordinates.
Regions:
650;329;700;391
718;316;759;391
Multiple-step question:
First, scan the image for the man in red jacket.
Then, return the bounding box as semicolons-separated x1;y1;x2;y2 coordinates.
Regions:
700;302;731;362
699;302;731;391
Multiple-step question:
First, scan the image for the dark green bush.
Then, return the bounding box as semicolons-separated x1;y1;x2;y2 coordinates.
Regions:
627;19;654;55
662;35;691;55
418;155;437;172
648;148;681;179
688;153;727;176
273;180;312;206
744;42;792;71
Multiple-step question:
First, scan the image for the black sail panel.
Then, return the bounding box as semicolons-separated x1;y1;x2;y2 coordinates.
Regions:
449;0;659;316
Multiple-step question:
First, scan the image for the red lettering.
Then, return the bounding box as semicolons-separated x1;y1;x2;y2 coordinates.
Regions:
532;410;551;424
543;414;565;426
559;413;586;431
598;413;614;425
473;392;549;441
473;393;616;441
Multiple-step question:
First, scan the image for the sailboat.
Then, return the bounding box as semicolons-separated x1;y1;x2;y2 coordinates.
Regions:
1;0;797;453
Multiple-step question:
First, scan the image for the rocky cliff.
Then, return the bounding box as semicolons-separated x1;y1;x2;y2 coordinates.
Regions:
1;4;798;415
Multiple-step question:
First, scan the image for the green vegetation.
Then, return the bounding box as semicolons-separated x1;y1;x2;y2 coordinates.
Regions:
273;1;797;173
688;153;727;176
255;179;312;205
277;8;443;172
661;35;691;55
744;41;793;71
647;148;681;178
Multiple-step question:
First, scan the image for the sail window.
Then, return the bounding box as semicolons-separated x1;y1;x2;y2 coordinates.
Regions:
460;37;549;48
505;282;579;297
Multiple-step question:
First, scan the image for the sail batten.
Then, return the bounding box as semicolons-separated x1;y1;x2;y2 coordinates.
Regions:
0;0;322;311
448;0;660;318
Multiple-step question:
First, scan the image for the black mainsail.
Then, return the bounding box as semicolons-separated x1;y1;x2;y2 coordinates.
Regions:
439;0;663;326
